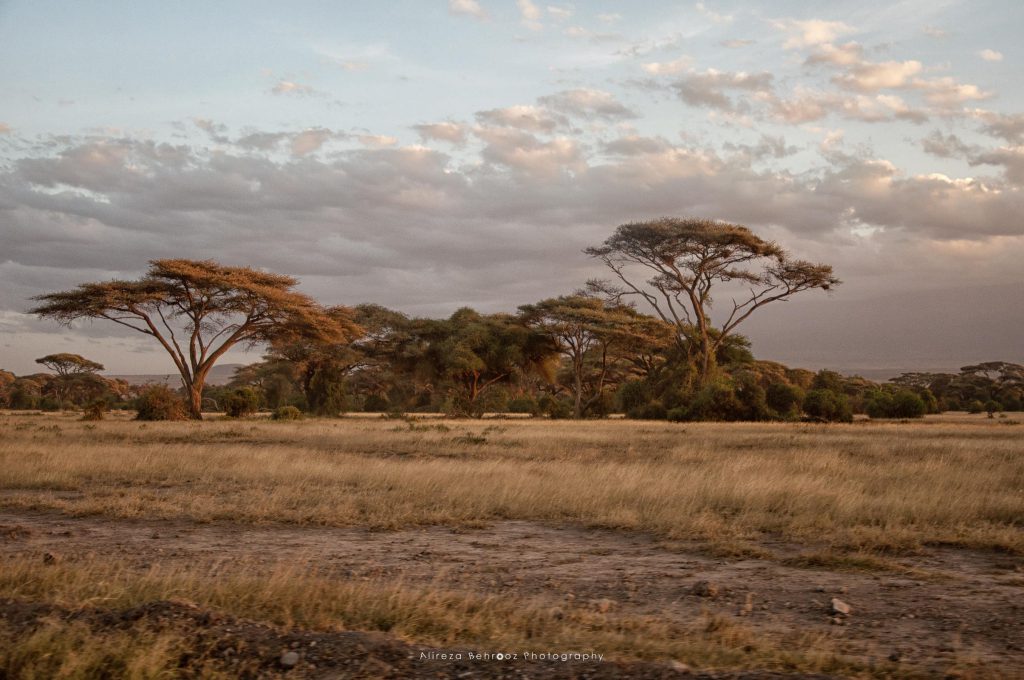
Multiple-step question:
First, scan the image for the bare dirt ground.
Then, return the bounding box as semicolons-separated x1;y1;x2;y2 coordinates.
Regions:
2;510;1021;678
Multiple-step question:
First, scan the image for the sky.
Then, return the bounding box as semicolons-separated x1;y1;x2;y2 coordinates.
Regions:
1;0;1022;375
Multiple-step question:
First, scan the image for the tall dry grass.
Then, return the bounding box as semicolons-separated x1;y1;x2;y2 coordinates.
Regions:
1;411;1021;552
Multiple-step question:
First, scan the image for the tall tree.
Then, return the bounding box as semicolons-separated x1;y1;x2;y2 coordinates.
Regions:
519;295;673;417
35;353;104;376
586;217;839;384
31;259;347;419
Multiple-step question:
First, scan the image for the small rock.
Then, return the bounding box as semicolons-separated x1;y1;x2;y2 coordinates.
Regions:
691;580;719;598
550;607;565;620
888;651;902;663
280;651;300;668
814;585;827;593
830;597;852;616
830;616;845;625
592;598;615;613
670;660;691;673
42;552;58;565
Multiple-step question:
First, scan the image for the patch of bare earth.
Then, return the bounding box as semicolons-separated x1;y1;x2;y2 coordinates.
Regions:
1;511;1022;678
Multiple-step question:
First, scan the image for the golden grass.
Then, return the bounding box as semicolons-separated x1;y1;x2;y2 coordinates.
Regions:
1;411;1021;553
0;556;879;676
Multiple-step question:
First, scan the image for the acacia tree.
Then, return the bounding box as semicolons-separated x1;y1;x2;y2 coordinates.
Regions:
31;259;347;419
35;353;104;376
586;218;840;385
519;295;673;418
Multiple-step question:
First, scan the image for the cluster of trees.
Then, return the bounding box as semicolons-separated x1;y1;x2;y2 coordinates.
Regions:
15;217;1018;422
890;362;1024;415
0;354;131;411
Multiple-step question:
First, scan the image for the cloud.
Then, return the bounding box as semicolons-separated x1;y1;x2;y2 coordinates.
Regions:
538;89;637;120
270;80;317;96
912;77;991;107
672;69;774;112
720;38;754;48
834;59;923;92
192;118;229;143
922;26;948;39
641;56;692;76
358;134;398;148
597;13;621;24
448;0;487;19
517;0;542;31
0;123;12;134
413;122;468;145
476;105;566;132
973;110;1024;143
695;2;733;24
979;49;1003;62
774;18;854;49
475;127;584;177
920;130;974;158
291;128;336;157
546;5;572;20
600;135;672;156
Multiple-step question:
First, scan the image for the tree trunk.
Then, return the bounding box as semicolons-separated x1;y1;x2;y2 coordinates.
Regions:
187;385;204;420
573;350;583;419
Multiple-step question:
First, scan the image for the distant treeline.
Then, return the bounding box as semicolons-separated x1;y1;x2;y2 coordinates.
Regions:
16;217;1023;421
2;334;1021;422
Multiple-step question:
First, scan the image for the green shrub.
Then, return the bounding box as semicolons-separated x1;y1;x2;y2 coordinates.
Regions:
538;394;572;419
224;387;261;418
134;385;187;421
966;399;985;414
984;400;1003;417
272;405;303;421
803;389;853;423
766;382;804;416
507;396;540;415
687;381;743;421
891;390;926;418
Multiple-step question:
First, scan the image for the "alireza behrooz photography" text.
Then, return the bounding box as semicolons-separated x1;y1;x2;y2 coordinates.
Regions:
420;651;605;663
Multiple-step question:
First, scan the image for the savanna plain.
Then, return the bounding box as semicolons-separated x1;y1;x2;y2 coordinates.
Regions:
0;410;1021;679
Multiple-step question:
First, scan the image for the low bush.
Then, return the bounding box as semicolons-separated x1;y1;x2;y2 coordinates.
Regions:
803;389;853;423
134;385;188;421
224;388;261;418
272;405;303;421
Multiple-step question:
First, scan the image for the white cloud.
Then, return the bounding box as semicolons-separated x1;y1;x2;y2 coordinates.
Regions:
290;128;335;157
448;0;487;20
517;0;543;30
546;5;572;20
358;134;398;148
597;12;621;24
641;56;692;76
774;19;854;49
979;49;1003;62
413;121;468;145
0;123;12;134
270;80;316;96
476;105;565;132
834;59;923;92
695;2;733;24
922;26;948;39
538;89;637;120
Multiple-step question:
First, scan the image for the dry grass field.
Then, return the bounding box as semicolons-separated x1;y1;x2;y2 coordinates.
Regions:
0;410;1022;678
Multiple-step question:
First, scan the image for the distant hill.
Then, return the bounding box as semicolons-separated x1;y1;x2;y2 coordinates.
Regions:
106;363;247;387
